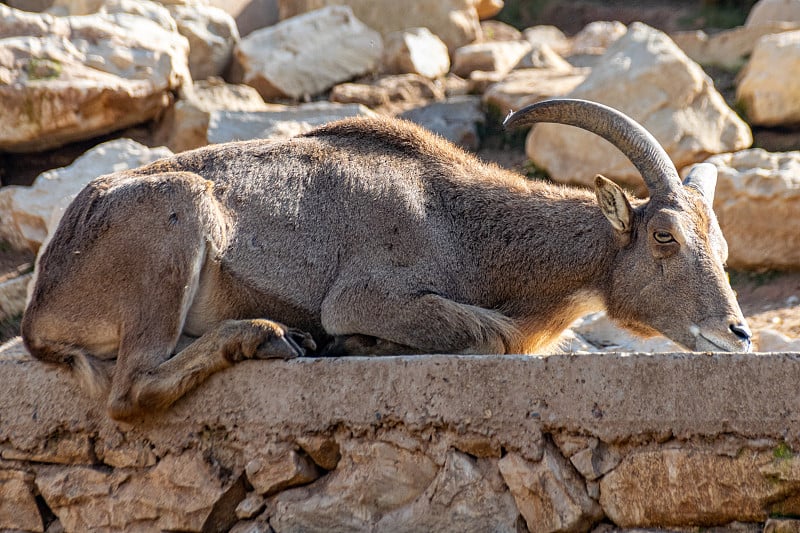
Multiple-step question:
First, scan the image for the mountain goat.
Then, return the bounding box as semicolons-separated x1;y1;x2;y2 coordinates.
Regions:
22;98;752;420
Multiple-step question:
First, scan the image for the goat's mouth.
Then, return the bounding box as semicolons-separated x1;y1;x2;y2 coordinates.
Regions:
693;328;752;353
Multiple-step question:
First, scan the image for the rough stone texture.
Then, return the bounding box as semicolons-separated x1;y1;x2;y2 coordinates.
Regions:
277;0;481;52
158;78;279;153
234;6;382;100
375;450;521;532
6;339;800;530
452;40;533;77
329;74;445;113
0;139;172;253
699;148;800;269
382;28;450;79
600;450;800;528
526;23;752;196
737;30;800;126
0;4;190;152
268;441;438;530
35;451;237;531
246;450;320;496
746;0;800;27
523;25;571;55
569;20;627;55
483;67;588;117
168;3;240;80
499;445;603;533
672;23;800;70
206;102;377;144
0;469;43;532
399;96;484;150
236;493;266;519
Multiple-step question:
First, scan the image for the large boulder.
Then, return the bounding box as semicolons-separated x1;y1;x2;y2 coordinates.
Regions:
696;148;800;270
0;4;190;152
0;139;172;253
382;28;450;79
207;102;377;144
746;0;800;27
483;67;588;117
167;4;240;80
672;23;800;70
737;30;800;127
526;23;752;196
233;6;382;100
157;78;280;153
277;0;481;52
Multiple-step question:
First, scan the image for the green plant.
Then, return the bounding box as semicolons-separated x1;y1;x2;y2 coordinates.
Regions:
774;442;793;460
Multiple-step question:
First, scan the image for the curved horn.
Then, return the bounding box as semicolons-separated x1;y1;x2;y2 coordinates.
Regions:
504;98;681;196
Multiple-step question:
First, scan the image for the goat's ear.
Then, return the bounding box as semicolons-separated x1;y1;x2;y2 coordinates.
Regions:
594;175;632;234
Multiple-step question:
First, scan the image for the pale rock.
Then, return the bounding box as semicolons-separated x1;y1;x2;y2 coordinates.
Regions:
296;435;341;471
515;42;575;70
571;312;685;353
329;74;444;111
757;329;800;352
168;4;240;80
36;452;234;531
569;443;622;481
234;6;382;100
399;96;484;150
207;102;377;144
376;451;520;532
480;20;522;42
269;441;437;530
246;450;320;496
672;23;800;70
746;0;800;27
524;25;571;55
526;23;752;196
159;78;277;152
54;0;178;31
277;0;481;53
737;30;800;126
600;449;800;527
555;329;599;354
452;40;533;77
208;0;279;38
236;492;266;519
0;469;43;533
475;0;503;20
444;73;471;97
0;139;172;253
499;445;603;533
0;5;190;152
766;518;800;533
0;271;32;322
382;28;450;79
483;67;588;117
569;20;627;55
551;433;593;459
700;148;800;269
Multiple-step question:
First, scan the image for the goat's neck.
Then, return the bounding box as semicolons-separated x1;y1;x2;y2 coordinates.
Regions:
454;179;616;339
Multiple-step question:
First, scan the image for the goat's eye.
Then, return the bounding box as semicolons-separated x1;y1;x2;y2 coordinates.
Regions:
653;231;675;244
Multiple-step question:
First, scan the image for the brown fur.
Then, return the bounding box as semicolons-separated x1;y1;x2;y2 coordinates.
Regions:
22;114;750;421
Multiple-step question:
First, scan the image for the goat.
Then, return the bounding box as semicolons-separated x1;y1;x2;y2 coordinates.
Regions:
21;98;752;420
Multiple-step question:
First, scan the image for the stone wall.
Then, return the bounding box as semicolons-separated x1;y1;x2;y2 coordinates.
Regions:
3;337;800;532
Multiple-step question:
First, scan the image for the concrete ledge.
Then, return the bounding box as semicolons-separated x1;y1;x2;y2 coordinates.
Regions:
2;337;800;532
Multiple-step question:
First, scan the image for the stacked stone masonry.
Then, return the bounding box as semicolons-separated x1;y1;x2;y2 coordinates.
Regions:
3;338;800;532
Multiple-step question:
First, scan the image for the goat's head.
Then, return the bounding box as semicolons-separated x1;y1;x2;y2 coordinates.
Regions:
505;98;751;352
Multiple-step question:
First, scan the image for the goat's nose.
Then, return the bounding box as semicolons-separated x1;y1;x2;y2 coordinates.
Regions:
730;323;752;342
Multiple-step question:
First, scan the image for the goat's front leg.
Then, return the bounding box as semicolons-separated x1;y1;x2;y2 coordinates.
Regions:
321;288;524;356
108;319;314;420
